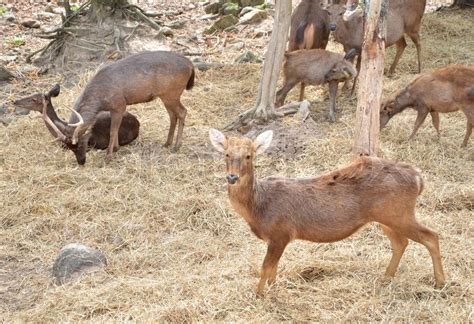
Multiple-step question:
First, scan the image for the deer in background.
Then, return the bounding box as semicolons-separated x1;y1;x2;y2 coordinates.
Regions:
380;65;474;147
32;51;195;165
323;0;426;92
209;128;445;297
275;48;358;121
13;84;140;161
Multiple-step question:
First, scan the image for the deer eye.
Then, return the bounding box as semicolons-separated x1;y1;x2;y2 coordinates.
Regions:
225;154;229;158
246;155;251;160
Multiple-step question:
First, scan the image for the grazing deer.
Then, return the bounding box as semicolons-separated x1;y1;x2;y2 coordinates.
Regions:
209;128;445;297
13;84;140;162
30;51;195;165
324;0;426;92
275;48;357;121
380;65;474;147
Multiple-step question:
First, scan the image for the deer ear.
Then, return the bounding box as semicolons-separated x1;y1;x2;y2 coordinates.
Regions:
209;128;227;153
254;130;273;155
47;84;61;98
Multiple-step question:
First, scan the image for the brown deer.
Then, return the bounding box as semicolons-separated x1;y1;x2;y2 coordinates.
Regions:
275;48;358;121
288;0;349;100
380;65;474;147
13;84;140;162
209;128;445;297
36;51;195;165
324;0;426;92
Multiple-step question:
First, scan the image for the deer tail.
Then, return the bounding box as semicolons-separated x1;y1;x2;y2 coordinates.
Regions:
186;68;195;90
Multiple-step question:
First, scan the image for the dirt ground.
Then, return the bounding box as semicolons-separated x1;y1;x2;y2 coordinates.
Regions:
0;2;473;322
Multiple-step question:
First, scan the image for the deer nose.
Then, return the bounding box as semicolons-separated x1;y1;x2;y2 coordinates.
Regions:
329;24;336;31
226;174;239;184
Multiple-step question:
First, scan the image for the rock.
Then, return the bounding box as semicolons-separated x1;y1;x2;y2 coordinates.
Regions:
204;14;238;34
14;107;30;116
188;3;196;9
36;12;57;20
239;6;253;16
0;104;7;115
228;41;244;50
0;55;17;63
21;19;41;28
18;64;37;75
52;7;65;15
0;115;14;126
1;12;16;23
0;66;14;81
240;0;265;7
52;243;107;285
200;13;220;20
222;2;240;16
44;3;58;13
193;62;225;71
167;19;186;29
161;27;174;36
204;1;220;14
235;51;261;64
239;8;267;24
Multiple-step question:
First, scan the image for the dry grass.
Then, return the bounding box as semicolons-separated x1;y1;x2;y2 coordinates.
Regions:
1;8;473;322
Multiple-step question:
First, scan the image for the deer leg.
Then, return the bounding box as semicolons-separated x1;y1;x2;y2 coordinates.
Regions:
327;81;339;122
299;83;306;101
408;32;422;73
408;108;429;140
163;108;177;148
106;110;124;162
388;38;407;76
380;224;408;278
462;119;472;147
172;102;187;153
275;80;299;108
256;241;288;297
350;54;361;96
430;112;440;136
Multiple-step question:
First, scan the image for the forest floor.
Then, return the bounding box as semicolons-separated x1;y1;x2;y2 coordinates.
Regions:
0;1;473;322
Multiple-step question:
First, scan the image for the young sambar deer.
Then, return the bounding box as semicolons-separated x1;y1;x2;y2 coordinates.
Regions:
13;84;140;162
209;129;445;297
380;65;474;147
34;51;195;165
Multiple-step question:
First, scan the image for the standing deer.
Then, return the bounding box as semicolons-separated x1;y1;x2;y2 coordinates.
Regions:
36;51;195;165
209;128;445;297
13;84;140;161
324;0;426;92
380;65;474;147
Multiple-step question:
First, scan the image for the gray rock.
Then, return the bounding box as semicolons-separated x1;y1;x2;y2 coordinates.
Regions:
0;55;18;63
204;1;220;14
21;19;41;28
235;51;261;64
193;62;225;71
167;20;186;29
229;41;244;50
52;243;107;285
204;14;238;34
0;66;14;81
0;104;7;115
14;107;30;116
18;64;37;74
239;8;267;24
1;12;16;23
161;26;174;36
239;6;253;16
36;12;57;20
240;0;265;6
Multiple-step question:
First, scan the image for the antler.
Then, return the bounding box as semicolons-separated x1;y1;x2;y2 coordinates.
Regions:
67;108;84;127
41;96;67;142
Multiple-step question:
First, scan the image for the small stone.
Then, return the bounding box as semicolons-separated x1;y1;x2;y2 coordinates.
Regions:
228;41;244;50
204;1;220;14
204;14;238;34
161;27;174;36
18;64;37;74
239;8;267;24
14;107;30;116
21;19;41;28
52;7;65;15
52;243;107;285
234;51;261;64
239;6;253;16
188;3;196;9
0;66;14;81
2;13;16;23
36;12;57;20
167;20;186;29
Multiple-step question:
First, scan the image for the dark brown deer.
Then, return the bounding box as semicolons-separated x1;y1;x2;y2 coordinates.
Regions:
209;128;445;297
275;48;357;121
36;51;195;165
380;65;474;147
13;84;140;161
324;0;426;91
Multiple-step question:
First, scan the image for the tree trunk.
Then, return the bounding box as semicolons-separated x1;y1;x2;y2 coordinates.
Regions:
225;0;292;130
91;0;129;20
352;0;387;157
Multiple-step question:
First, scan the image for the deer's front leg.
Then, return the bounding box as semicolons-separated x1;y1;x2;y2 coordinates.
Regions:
106;110;124;162
256;240;288;298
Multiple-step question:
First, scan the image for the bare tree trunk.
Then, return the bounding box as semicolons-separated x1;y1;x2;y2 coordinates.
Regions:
225;0;292;130
352;0;387;157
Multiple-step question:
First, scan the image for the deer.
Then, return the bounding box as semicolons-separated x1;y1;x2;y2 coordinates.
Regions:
380;65;474;147
323;0;426;93
288;0;350;101
32;51;195;165
13;84;140;162
275;48;358;121
209;128;445;297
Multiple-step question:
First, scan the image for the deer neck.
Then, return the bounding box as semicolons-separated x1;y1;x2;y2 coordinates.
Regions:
227;171;259;227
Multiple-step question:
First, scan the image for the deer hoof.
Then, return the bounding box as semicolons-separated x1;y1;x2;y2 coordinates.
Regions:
171;146;180;153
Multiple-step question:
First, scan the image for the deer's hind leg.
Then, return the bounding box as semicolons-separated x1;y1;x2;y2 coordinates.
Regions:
106;107;125;162
380;224;408;278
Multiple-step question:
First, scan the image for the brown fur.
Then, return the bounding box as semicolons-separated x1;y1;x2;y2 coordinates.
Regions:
275;49;357;122
325;0;426;92
13;85;140;162
210;129;445;297
380;65;474;147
